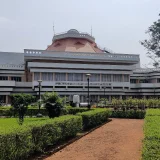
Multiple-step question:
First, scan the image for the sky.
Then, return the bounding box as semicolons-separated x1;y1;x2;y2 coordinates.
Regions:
0;0;160;68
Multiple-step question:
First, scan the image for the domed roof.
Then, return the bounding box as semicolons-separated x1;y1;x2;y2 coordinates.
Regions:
46;29;103;53
67;29;79;34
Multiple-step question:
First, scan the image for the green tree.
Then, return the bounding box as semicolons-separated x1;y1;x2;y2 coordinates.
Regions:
42;92;63;118
11;93;35;124
141;14;160;67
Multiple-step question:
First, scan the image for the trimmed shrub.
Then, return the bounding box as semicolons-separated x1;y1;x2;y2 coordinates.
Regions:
67;107;92;115
26;108;48;117
142;109;160;159
77;109;111;130
0;109;13;117
111;110;146;119
0;107;92;117
0;115;82;160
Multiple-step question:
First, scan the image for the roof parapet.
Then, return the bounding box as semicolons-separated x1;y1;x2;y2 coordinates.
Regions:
52;29;95;43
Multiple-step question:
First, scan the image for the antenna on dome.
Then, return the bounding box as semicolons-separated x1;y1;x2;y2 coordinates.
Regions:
91;26;92;36
53;22;55;35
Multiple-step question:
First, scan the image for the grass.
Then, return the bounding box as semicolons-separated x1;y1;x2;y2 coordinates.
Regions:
142;109;160;160
0;117;49;133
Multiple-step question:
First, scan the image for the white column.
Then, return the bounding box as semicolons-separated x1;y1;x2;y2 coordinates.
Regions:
109;95;111;103
6;95;8;104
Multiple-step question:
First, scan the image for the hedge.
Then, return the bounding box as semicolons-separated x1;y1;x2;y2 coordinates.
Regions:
0;107;92;117
111;110;146;119
0;115;82;160
77;109;111;130
66;107;92;115
142;109;160;160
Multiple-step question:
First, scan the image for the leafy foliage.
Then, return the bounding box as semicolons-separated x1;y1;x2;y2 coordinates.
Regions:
141;13;160;67
0;116;82;160
77;109;111;130
111;97;160;110
142;109;160;159
42;92;63;118
111;110;145;119
10;94;35;124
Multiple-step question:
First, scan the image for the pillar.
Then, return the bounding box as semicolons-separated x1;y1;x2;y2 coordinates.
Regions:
109;95;111;103
66;73;68;81
98;95;100;101
119;95;122;100
6;95;8;104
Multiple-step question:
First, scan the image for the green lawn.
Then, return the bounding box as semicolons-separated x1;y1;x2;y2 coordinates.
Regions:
0;117;49;134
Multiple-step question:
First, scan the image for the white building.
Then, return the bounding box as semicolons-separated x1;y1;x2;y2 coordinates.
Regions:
0;29;159;104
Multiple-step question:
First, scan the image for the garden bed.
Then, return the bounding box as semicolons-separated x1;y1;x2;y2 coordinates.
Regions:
0;108;110;160
142;109;160;160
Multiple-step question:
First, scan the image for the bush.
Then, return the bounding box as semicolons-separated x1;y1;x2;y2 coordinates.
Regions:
42;92;63;118
67;107;92;115
0;115;82;160
111;110;146;119
0;109;13;117
10;94;35;123
0;107;93;117
77;109;111;130
142;109;160;159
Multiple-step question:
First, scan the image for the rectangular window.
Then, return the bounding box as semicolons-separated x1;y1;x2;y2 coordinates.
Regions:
11;77;21;82
130;79;136;83
113;74;122;82
55;73;66;81
42;72;53;81
0;76;8;80
90;74;100;82
34;72;40;81
101;74;111;82
68;73;83;81
124;75;129;82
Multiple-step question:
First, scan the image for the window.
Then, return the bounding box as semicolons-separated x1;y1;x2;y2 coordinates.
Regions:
90;74;100;82
130;79;136;83
11;77;21;82
113;74;122;82
139;79;149;83
0;76;8;80
124;75;129;82
101;74;111;82
68;73;83;81
34;72;40;81
42;72;53;81
55;73;66;81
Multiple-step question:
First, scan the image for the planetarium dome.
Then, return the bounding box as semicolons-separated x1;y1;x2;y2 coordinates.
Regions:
67;29;79;34
46;29;103;53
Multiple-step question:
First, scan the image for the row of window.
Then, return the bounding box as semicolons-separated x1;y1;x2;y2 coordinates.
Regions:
130;79;160;83
34;73;130;82
0;76;21;82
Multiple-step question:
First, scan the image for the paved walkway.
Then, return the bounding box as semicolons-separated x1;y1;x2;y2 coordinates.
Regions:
45;119;144;160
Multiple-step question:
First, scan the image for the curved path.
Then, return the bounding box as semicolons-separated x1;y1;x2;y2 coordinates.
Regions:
45;119;144;160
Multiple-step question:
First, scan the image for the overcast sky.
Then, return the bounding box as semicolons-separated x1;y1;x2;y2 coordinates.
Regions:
0;0;160;67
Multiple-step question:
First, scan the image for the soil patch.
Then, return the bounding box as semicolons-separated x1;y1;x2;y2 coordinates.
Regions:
45;119;144;160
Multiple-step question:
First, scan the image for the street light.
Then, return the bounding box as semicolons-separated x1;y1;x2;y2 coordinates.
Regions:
37;80;42;117
102;86;106;107
86;74;91;109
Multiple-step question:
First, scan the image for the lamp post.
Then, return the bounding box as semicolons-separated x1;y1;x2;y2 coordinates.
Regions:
37;80;42;117
102;86;106;107
86;74;91;109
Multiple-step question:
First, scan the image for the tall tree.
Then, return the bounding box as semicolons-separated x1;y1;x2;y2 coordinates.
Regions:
141;14;160;68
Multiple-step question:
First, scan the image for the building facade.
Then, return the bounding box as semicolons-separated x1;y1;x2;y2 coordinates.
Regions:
0;29;159;104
